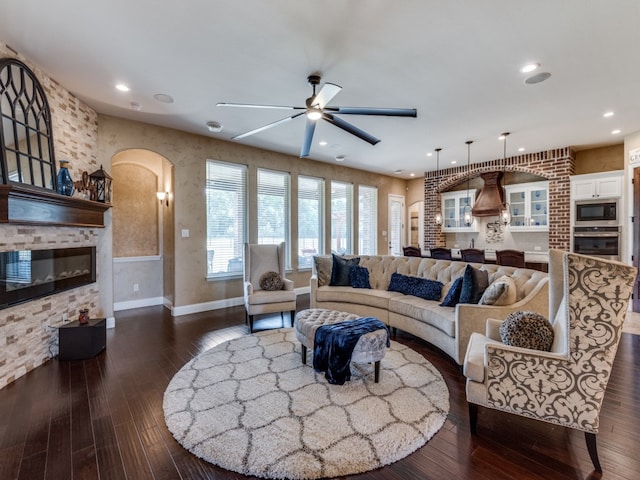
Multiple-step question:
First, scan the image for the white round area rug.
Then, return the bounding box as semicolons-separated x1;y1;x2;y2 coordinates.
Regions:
163;328;449;479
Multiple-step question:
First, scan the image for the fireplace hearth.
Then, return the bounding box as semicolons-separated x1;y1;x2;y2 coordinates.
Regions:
0;247;96;309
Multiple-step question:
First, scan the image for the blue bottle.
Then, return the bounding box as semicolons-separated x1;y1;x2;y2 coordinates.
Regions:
56;160;75;196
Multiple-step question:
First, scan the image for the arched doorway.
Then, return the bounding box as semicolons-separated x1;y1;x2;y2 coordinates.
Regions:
111;149;174;311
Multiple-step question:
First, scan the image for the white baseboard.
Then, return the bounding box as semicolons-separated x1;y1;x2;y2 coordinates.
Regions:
172;297;243;316
114;296;165;312
171;288;310;317
106;316;116;329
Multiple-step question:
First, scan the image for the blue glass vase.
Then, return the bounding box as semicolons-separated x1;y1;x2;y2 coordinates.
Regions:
56;160;75;196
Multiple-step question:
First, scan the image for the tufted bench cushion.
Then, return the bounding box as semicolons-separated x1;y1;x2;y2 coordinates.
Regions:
295;308;389;382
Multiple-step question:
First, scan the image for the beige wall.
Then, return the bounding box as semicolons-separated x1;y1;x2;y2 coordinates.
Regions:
575;144;623;174
97;115;407;310
112;163;159;257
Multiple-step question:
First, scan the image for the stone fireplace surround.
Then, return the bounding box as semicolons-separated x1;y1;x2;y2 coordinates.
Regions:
0;42;105;389
0;226;101;387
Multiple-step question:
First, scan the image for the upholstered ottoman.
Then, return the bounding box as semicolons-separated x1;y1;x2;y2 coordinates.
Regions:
294;308;388;382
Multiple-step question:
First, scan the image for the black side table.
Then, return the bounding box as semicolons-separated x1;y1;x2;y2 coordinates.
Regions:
58;318;106;360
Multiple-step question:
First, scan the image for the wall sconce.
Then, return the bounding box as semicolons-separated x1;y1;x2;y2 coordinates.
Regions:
157;191;169;206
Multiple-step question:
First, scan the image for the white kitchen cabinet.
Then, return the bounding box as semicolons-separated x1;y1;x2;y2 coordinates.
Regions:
571;171;623;200
441;190;476;232
505;181;549;231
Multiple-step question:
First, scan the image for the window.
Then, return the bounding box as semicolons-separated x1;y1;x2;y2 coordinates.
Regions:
358;185;377;255
298;176;324;268
257;168;290;268
205;160;247;277
330;181;353;255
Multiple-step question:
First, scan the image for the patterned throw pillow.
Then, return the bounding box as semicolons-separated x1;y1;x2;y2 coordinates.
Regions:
499;311;554;351
388;273;443;301
330;254;360;286
480;275;517;306
459;264;489;304
259;271;283;291
440;276;463;307
314;256;333;287
349;266;371;289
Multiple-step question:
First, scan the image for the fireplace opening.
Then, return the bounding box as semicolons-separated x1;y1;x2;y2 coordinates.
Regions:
0;247;96;309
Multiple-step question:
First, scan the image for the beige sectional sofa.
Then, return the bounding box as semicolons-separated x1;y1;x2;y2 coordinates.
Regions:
311;255;549;365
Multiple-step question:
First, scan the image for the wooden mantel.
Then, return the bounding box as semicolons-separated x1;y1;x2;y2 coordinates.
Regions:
0;184;110;227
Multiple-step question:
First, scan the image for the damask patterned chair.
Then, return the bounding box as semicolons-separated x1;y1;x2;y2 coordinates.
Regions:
463;249;636;473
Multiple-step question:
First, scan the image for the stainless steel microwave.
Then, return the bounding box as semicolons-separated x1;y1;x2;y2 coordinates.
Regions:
575;200;618;225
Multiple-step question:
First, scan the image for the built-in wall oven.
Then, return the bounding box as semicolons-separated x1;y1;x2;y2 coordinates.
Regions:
573;226;620;261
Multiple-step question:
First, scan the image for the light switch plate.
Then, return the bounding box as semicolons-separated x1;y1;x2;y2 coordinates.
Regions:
181;229;189;238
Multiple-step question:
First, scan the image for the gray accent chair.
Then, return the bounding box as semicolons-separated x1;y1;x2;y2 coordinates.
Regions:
243;242;296;333
463;249;636;473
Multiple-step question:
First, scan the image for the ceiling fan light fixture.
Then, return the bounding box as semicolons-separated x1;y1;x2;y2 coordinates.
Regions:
307;109;322;120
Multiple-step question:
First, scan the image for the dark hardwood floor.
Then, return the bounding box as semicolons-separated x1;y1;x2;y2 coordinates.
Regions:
0;295;638;479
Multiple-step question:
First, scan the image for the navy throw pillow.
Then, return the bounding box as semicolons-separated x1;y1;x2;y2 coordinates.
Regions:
349;266;371;289
330;254;360;286
440;276;463;307
459;264;489;304
388;273;443;301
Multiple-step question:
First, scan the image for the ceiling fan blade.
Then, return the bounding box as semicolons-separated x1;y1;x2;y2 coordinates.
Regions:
327;107;417;117
232;112;305;140
310;82;342;109
322;113;380;145
300;118;317;158
217;102;304;110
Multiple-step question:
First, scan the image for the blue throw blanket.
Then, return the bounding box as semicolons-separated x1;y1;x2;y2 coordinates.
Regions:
313;317;390;385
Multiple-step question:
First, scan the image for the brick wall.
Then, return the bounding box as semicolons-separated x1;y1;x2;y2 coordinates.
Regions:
424;147;575;251
0;42;101;389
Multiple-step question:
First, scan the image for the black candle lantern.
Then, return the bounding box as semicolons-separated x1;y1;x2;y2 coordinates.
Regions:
89;165;112;203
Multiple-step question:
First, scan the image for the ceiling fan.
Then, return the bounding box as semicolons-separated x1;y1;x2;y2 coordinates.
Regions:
217;74;417;158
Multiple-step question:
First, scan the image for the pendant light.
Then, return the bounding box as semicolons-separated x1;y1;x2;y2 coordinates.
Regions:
499;132;512;226
462;141;474;226
434;148;443;226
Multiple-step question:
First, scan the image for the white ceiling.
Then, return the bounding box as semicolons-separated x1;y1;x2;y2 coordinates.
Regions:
1;0;639;178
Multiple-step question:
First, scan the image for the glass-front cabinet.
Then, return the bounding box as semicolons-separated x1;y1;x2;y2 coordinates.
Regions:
441;190;476;232
505;181;549;231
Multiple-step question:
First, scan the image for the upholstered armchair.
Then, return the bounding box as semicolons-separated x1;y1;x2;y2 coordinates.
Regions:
464;249;636;473
243;242;296;333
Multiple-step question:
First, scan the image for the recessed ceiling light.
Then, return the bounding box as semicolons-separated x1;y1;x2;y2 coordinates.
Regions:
612;129;621;135
520;63;540;73
206;121;223;133
115;84;130;92
518;147;525;152
451;161;457;165
426;152;432;157
603;111;614;118
335;155;345;162
319;140;328;146
410;173;415;177
153;93;174;104
524;72;552;85
393;169;403;174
